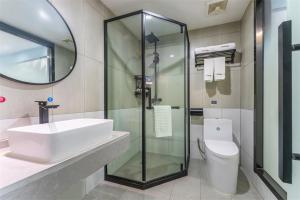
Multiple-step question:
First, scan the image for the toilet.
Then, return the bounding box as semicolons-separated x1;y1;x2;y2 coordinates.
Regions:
204;118;239;194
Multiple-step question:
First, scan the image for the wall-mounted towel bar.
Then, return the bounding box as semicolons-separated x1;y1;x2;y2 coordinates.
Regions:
195;49;236;68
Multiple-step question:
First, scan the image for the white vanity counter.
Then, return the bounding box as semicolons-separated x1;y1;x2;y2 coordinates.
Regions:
0;131;129;199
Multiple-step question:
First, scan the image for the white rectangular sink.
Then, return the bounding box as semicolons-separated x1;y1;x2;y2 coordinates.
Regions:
7;119;113;163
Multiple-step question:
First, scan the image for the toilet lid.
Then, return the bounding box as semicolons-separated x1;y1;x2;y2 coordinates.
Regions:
205;139;239;158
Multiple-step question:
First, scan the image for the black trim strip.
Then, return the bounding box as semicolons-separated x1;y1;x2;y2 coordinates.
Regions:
255;168;287;200
105;170;187;190
104;10;188;27
141;13;146;182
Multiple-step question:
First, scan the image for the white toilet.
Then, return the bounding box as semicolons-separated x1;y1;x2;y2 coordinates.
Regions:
204;118;239;194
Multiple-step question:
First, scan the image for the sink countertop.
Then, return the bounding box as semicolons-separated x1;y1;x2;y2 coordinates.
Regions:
0;131;129;197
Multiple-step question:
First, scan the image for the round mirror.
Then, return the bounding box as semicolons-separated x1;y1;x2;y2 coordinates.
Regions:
0;0;76;84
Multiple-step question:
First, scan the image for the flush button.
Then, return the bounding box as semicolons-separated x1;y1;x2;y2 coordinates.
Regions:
0;96;6;103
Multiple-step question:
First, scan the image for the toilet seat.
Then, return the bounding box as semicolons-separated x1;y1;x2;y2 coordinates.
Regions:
205;139;239;158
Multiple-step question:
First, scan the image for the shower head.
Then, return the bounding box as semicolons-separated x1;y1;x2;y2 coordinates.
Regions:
145;32;159;44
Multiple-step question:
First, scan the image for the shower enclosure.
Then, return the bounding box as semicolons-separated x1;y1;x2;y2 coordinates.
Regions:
104;10;190;189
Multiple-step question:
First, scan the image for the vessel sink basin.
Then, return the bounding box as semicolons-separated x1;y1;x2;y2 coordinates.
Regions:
7;119;113;163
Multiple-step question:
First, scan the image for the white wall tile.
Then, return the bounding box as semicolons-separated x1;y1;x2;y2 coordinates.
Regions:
241;109;254;159
222;108;241;143
85;167;104;194
190;141;201;159
203;108;222;118
190;124;203;142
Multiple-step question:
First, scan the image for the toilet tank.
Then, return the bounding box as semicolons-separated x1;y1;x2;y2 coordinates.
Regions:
204;118;232;141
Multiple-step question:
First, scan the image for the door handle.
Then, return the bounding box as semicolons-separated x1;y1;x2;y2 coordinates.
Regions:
278;20;300;184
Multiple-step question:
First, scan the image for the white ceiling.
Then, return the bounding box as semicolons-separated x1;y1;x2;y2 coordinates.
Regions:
101;0;252;30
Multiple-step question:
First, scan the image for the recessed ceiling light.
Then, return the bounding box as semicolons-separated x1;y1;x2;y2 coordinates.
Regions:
145;15;152;20
170;54;175;58
39;10;50;21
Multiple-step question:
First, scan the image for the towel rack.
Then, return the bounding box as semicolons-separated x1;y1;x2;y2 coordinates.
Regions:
194;49;236;68
146;106;180;110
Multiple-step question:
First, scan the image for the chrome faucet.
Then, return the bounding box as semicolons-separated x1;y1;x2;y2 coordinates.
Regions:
35;101;59;124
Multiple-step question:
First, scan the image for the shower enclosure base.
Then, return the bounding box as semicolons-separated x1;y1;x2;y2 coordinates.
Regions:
105;152;188;190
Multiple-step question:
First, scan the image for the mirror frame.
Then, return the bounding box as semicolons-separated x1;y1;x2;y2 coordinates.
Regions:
0;0;77;85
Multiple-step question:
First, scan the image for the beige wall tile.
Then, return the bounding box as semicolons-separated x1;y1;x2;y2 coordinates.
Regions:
52;55;85;115
190;72;204;108
50;0;85;55
0;78;52;119
241;62;254;109
84;1;105;62
84;58;104;112
240;0;255;109
189;22;241;109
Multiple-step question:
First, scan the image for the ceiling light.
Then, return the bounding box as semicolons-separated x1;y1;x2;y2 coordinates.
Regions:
170;54;175;58
39;10;50;21
145;15;152;20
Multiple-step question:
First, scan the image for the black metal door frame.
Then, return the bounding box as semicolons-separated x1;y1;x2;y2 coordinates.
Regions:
104;10;190;190
254;0;287;199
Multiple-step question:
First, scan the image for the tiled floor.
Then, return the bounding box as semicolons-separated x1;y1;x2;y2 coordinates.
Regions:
113;152;183;181
83;159;262;200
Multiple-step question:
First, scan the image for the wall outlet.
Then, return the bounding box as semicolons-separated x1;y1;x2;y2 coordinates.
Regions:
211;100;217;105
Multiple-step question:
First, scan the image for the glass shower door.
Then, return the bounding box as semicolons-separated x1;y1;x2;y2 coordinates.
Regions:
287;0;300;198
263;0;300;199
144;14;186;181
105;13;143;182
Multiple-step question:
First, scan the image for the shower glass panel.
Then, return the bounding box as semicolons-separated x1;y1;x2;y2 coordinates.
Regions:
105;14;142;182
104;11;189;189
144;15;186;181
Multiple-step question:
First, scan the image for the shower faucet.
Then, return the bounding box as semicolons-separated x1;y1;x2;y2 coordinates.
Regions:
35;101;59;124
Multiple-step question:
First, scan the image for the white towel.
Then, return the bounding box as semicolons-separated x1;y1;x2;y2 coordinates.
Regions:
204;58;214;82
154;105;172;137
214;57;225;81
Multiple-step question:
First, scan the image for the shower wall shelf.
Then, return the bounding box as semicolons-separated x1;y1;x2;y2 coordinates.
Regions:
194;49;236;68
190;108;203;116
